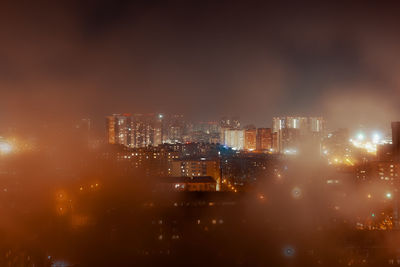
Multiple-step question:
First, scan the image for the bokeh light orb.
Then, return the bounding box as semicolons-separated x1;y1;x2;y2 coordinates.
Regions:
291;187;302;199
283;246;296;258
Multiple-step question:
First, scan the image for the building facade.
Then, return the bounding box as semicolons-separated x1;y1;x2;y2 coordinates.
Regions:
256;128;272;151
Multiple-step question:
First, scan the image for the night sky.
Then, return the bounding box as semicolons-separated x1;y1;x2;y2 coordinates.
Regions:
1;0;400;130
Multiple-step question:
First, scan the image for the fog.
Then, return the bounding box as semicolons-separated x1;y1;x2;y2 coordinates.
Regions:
1;1;400;266
1;1;400;129
0;134;398;266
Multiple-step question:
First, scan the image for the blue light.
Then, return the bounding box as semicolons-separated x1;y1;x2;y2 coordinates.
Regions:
283;246;296;258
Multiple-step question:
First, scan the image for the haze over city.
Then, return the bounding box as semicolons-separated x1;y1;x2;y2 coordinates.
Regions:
1;1;400;130
2;1;400;267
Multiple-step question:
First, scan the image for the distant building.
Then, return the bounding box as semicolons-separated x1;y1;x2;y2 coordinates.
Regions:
356;161;398;184
106;114;134;147
272;116;324;153
256;128;272;151
99;144;180;177
106;113;163;148
309;117;325;133
244;128;257;151
279;128;300;154
273;116;308;133
392;122;400;162
220;116;241;129
193;121;220;134
162;114;186;143
272;132;279;153
224;129;244;150
172;158;219;178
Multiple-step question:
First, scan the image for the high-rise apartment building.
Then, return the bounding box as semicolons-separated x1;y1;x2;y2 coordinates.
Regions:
224;129;244;150
272;116;324;153
309;117;324;133
244;128;257;151
220;116;241;129
171;158;221;189
392;121;400;162
106;113;163;148
256;128;272;151
162;114;185;143
106;114;134;147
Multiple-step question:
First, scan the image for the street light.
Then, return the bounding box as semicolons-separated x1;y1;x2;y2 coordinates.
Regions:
357;133;365;141
0;141;12;154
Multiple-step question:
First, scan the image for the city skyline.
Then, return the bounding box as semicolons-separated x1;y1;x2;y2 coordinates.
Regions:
2;1;400;266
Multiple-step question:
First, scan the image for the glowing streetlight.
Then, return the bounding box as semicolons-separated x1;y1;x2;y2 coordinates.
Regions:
386;192;392;199
0;141;12;154
372;132;381;144
357;133;365;141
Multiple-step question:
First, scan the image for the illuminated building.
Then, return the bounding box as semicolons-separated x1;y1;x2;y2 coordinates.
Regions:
272;132;279;153
392;122;400;162
219;127;228;145
101;144;180;176
106;114;134;147
187;121;221;144
219;117;242;147
244;127;257;151
273;116;324;134
220;116;241;129
272;116;324;153
171;158;221;188
193;121;220;134
163;114;185;143
272;117;284;133
273;116;307;133
256;128;272;151
154;114;164;146
279;128;300;154
132;114;157;147
186;131;220;144
180;142;220;158
220;152;279;185
106;113;164;148
356;161;398;184
224;129;244;150
309;117;325;133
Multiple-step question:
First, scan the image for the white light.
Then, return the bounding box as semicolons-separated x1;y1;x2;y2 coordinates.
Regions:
0;142;12;154
372;132;381;144
284;149;297;155
357;133;365;141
